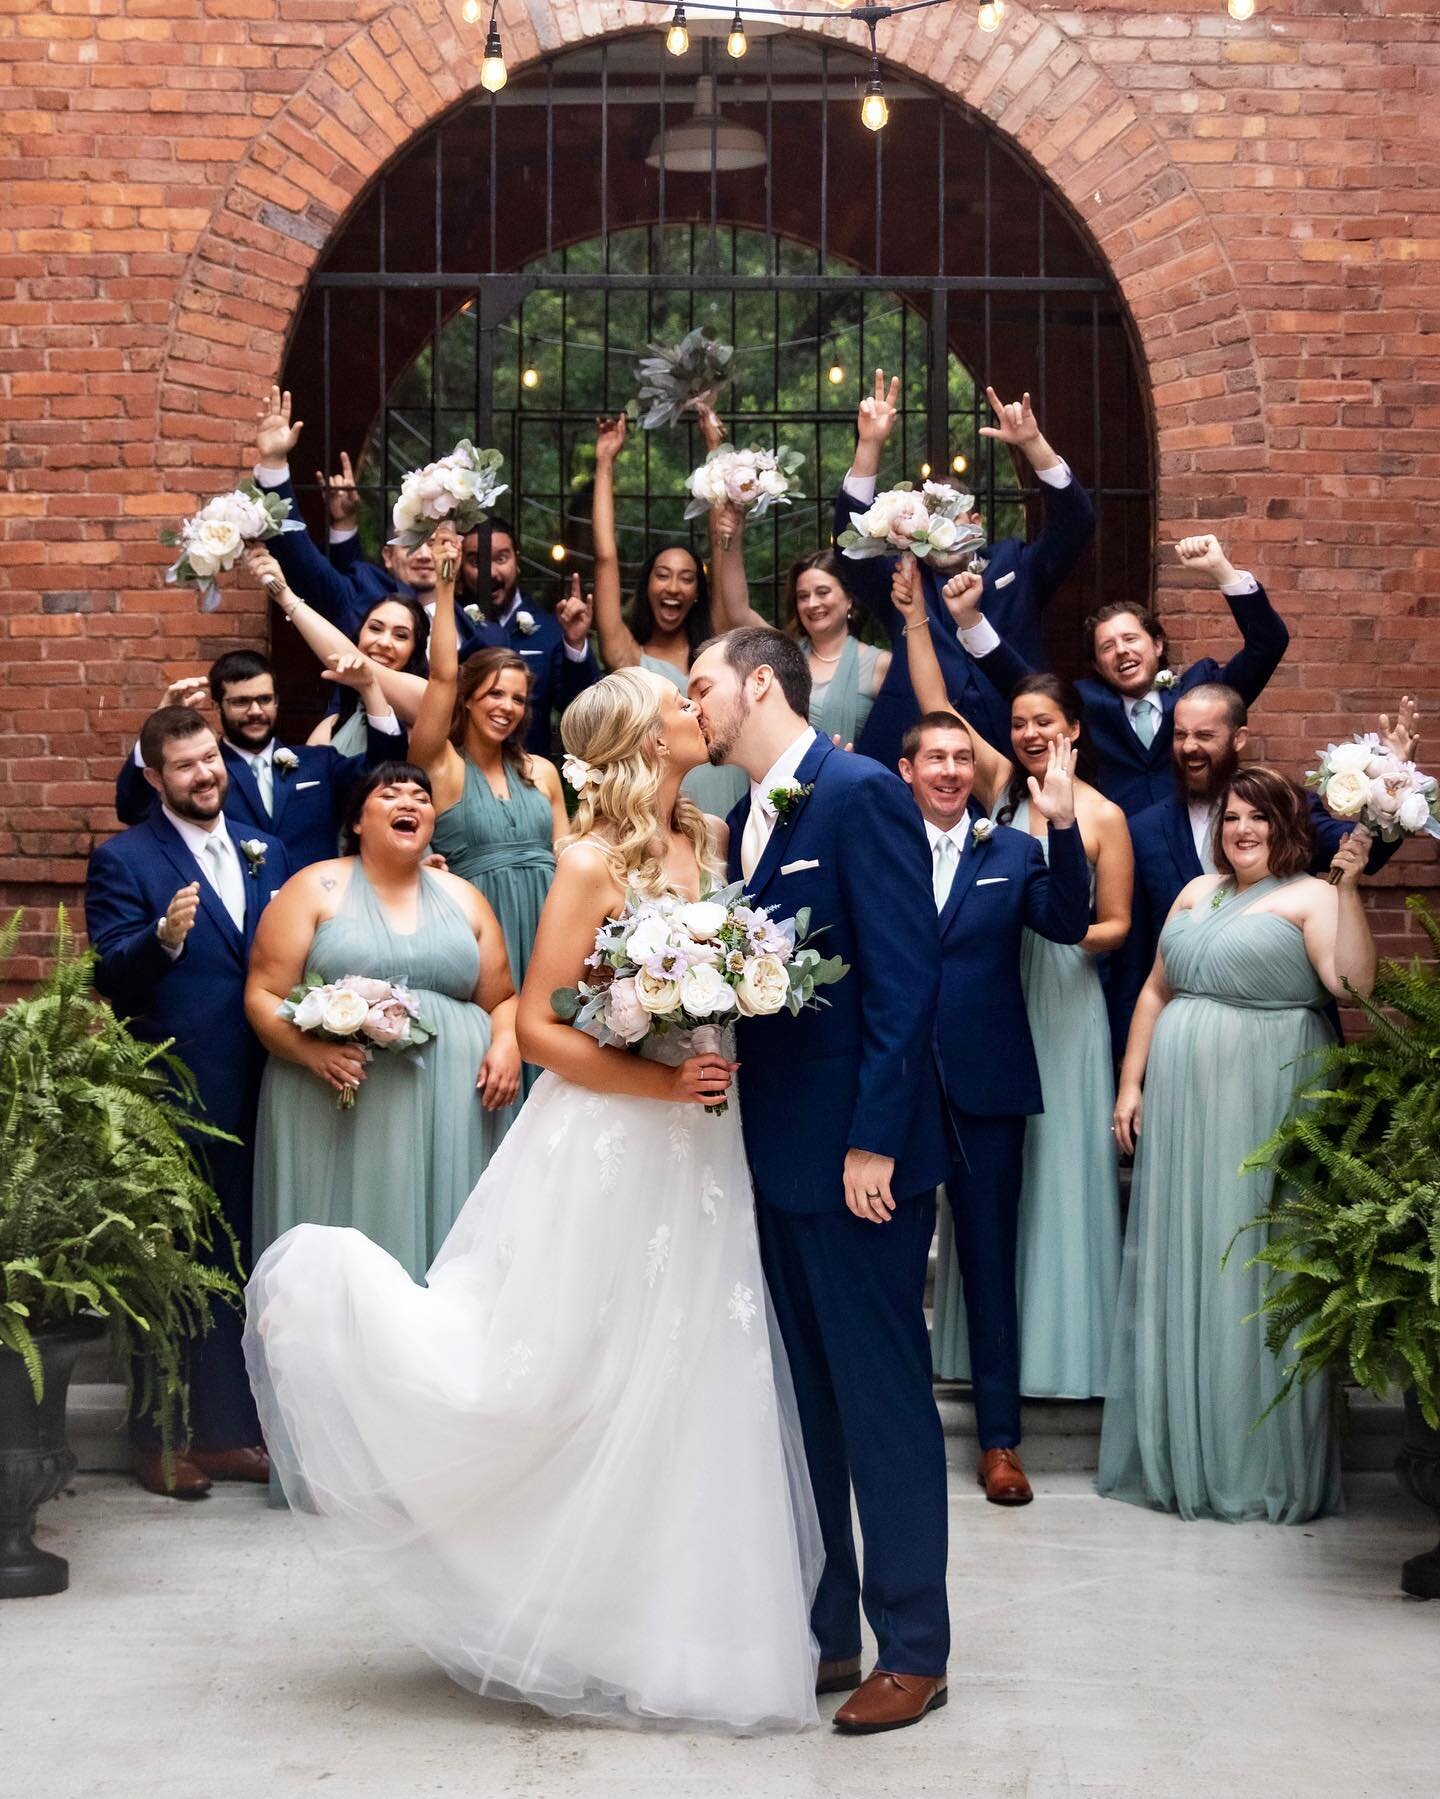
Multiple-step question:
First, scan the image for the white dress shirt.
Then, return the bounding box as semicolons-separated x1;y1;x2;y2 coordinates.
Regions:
954;568;1263;664
156;806;245;952
741;727;818;881
1188;800;1217;874
924;815;972;911
843;461;1074;508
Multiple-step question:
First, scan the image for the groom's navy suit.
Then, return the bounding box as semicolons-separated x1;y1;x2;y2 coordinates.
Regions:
928;811;1092;1450
727;734;952;1676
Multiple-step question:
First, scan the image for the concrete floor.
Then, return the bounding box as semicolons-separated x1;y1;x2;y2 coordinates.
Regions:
4;1473;1439;1799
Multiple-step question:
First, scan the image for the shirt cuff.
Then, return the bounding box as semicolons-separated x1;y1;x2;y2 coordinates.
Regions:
842;473;877;506
132;740;144;768
562;639;591;663
367;712;402;735
957;616;1002;657
1034;459;1072;490
155;920;182;960
253;462;289;490
328;527;358;546
1220;572;1260;597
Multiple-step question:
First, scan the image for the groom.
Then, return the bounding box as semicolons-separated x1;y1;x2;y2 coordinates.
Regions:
688;627;952;1735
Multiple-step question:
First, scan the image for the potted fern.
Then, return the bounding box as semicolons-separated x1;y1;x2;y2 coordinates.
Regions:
0;911;242;1597
1237;896;1440;1599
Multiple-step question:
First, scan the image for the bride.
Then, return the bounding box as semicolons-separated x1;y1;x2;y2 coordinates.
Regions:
243;668;823;1733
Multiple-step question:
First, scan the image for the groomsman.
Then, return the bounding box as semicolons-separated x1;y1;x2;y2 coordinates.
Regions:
86;707;291;1496
114;651;401;869
954;534;1290;816
835;374;1095;764
898;711;1091;1507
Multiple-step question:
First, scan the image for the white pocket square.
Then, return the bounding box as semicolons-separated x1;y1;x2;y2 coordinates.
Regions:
781;858;820;875
976;876;1009;886
295;780;321;791
994;570;1016;589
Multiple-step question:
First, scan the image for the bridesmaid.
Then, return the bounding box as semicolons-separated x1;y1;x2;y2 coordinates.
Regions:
407;527;568;1119
1100;768;1375;1523
246;761;521;1281
591;410;747;818
786;552;889;750
895;557;1131;1399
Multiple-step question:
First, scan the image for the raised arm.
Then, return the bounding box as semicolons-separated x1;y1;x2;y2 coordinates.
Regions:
913;566;1014;809
1176;535;1289;706
834;369;901;630
592;415;641;670
405;524;466;802
1301;830;1378;1002
980;386;1094;599
708;503;769;632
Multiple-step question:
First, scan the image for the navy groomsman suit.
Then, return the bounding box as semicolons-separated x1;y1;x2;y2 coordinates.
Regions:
958;576;1291;817
833;465;1095;764
726;732;952;1678
85;810;291;1452
926;807;1092;1452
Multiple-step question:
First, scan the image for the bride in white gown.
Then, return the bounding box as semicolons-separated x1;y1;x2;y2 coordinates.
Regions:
243;668;823;1733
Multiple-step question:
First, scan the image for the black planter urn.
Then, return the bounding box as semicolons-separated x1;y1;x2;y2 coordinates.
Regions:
0;1315;106;1599
1396;1388;1440;1601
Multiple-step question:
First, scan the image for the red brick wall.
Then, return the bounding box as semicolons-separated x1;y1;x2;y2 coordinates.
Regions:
1;1;1436;983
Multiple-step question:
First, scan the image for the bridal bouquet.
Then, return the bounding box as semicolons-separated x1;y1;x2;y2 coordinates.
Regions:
837;481;987;566
628;327;735;431
279;974;436;1110
1309;734;1440;874
551;885;848;1114
161;481;305;612
684;445;805;543
390;441;508;550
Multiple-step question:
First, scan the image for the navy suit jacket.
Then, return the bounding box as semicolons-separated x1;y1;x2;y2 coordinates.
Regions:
833;474;1095;767
932;816;1092;1118
725;735;949;1213
115;736;385;871
489;598;600;756
973;583;1291;818
85;814;291;1141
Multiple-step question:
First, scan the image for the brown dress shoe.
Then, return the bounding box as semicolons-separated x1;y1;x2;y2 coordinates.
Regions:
816;1655;863;1695
834;1670;947;1734
189;1445;271;1484
133;1450;211;1500
978;1446;1033;1506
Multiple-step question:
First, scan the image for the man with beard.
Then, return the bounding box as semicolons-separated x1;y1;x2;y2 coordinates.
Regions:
458;518;598;756
114;651;402;869
86;707;291;1496
1107;683;1412;1057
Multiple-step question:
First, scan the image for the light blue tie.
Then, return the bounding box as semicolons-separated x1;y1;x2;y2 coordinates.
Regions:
1132;698;1158;749
933;834;959;911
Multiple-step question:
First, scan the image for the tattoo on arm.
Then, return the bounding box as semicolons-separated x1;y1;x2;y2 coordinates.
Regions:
319;877;337;891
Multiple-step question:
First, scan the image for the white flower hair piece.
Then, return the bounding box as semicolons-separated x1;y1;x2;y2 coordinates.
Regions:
562;753;600;794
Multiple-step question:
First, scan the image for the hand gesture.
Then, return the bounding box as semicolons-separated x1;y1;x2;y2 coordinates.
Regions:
306;1039;368;1097
889;553;926;628
317;451;360;533
244;546;287;597
979;387;1041;452
1329;823;1372;888
595;414;628;466
714;500;745;547
157;882;202;951
160;675;209;712
843;1148;895;1224
476;1036;522;1111
430;521;462;591
555;572;593;649
1113;1081;1143;1155
255;385;303;468
691;397;727;452
421;852;449;872
1175;534;1236;586
856;369;901;450
939;568;985;628
668;1052;738;1108
1026;734;1078;830
320;650;379;696
830;734;855;753
1379;694;1421;763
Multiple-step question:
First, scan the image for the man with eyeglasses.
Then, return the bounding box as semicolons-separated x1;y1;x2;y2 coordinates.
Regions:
114;650;401;868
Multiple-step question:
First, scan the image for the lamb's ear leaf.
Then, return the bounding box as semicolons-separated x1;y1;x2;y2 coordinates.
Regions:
550;987;581;1022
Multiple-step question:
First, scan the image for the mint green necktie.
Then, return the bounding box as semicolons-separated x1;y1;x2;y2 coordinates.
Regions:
1132;698;1158;749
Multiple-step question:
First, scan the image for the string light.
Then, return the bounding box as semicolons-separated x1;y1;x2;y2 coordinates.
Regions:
919;462;932;478
550;543;567;562
827;360;846;386
1226;0;1255;17
952;453;968;475
521;366;540;389
479;7;507;92
977;1;1003;32
665;4;690;55
726;8;748;57
858;12;888;134
461;0;481;22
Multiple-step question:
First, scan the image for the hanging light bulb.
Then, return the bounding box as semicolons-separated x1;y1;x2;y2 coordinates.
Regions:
977;2;1003;32
550;543;567;563
1226;0;1255;17
479;11;507;92
827;360;846;387
859;62;888;134
665;4;690;56
462;0;482;22
952;453;969;476
919;462;932;479
521;366;540;390
726;9;748;58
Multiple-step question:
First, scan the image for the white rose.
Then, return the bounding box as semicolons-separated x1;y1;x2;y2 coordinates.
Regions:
1323;768;1369;820
290;987;326;1031
679;962;737;1018
184;517;243;579
320;988;371;1036
204;491;269;538
635;969;684;1016
675;900;729;941
926;515;958;552
736;955;789;1017
604;977;651;1044
861;505;892;541
889;496;930;542
1398;790;1431;833
626;910;674;965
1368;776;1404;826
724;465;761;507
1327;741;1372;777
757;467;788;499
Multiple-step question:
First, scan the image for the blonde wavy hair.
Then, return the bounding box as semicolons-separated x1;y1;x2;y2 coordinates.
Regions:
558;667;722;895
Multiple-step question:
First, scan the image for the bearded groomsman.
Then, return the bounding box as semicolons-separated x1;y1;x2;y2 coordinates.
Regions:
86;707;291;1496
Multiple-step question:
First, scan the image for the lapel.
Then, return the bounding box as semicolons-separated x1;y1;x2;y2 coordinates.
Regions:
146;814;244;963
241;844;274;959
937;822;986;941
745;734;832;902
266;743;296;831
221;742;267;829
1163;797;1204;884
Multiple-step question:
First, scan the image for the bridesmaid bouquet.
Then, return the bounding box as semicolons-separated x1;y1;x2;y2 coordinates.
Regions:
279;974;437;1110
628;327;735;431
1308;733;1440;878
837;481;986;567
684;445;805;548
551;885;848;1114
390;441;508;550
161;481;305;612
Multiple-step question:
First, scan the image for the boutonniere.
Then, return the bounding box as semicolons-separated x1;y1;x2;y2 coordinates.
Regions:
514;609;538;637
273;747;300;777
768;779;813;822
239;839;268;878
971;817;995;845
463;603;483;624
1154;668;1178;691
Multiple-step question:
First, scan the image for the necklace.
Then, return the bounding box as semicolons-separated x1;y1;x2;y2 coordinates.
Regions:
807;638;845;666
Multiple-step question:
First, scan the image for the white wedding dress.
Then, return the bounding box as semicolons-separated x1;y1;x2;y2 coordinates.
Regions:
243;1032;823;1733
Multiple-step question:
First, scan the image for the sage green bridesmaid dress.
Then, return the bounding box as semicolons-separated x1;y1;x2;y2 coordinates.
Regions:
328;704;368;757
1096;876;1343;1524
803;635;883;749
253;865;497;1282
641;653;748;818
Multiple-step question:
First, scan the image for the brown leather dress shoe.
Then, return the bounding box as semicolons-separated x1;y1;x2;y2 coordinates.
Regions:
978;1446;1033;1506
834;1670;947;1734
816;1655;863;1695
133;1450;211;1500
189;1445;271;1484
